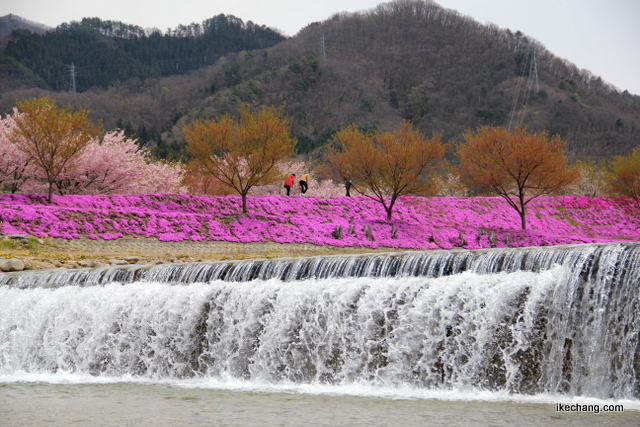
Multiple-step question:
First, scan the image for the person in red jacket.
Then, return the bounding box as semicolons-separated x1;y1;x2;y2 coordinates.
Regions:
284;173;295;196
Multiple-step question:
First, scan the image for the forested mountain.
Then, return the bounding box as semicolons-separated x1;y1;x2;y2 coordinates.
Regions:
1;15;285;92
0;15;52;92
0;15;50;43
1;0;639;160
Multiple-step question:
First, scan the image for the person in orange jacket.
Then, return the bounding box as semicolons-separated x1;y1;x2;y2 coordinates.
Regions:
284;173;295;196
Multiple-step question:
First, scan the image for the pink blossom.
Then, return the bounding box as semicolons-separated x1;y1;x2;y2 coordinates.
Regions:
0;113;187;196
0;112;41;193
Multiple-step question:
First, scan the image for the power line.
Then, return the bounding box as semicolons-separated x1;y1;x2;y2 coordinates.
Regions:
508;47;539;132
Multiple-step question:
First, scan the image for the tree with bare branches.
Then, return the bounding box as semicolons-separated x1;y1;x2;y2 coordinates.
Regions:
608;147;640;207
183;104;296;213
323;121;445;220
9;97;101;203
457;126;578;229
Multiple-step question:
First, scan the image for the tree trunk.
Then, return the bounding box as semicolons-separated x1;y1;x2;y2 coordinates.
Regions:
47;183;54;204
241;194;248;213
385;196;397;221
520;206;527;229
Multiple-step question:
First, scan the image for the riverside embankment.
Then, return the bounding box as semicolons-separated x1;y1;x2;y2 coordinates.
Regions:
1;193;638;270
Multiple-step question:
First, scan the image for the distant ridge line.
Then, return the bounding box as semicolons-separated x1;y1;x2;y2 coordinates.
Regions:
0;14;53;32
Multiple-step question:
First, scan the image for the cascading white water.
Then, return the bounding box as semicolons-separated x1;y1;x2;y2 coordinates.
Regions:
1;243;639;401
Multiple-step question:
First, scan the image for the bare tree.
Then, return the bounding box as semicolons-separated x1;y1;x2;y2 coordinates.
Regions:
608;147;640;207
9;97;101;202
457;126;579;229
183;104;296;213
323;121;445;220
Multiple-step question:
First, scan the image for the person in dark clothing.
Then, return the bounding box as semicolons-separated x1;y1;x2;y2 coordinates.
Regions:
284;173;295;196
299;172;310;195
344;179;352;197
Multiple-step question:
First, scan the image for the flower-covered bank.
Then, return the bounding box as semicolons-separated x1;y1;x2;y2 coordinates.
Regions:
0;194;638;250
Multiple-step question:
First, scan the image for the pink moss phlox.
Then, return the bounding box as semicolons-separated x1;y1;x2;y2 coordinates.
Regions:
100;233;123;240
0;194;638;250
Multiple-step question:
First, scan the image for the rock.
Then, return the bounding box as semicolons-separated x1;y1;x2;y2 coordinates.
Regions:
125;256;140;263
0;258;25;272
7;234;29;244
24;260;56;270
8;234;28;240
77;260;98;268
109;259;129;266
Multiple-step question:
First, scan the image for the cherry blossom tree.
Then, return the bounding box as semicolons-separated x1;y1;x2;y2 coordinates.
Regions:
1;116;186;196
0;113;39;193
53;131;186;195
0;97;185;197
566;159;608;197
136;160;187;194
52;131;146;195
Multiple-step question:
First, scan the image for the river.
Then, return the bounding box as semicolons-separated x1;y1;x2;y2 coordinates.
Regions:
2;243;640;426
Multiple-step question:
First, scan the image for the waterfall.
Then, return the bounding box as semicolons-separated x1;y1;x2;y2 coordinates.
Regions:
1;242;639;400
0;243;614;288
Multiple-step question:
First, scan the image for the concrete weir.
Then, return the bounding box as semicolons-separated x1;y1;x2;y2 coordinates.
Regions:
2;242;640;400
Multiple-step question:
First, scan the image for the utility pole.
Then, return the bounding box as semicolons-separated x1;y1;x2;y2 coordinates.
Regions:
68;63;77;94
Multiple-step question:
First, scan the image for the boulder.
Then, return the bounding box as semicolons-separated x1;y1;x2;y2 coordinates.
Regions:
7;234;28;240
0;258;25;272
8;234;29;244
108;259;129;266
77;260;98;268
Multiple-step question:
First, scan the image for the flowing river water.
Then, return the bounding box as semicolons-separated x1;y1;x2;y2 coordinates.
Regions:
2;243;640;426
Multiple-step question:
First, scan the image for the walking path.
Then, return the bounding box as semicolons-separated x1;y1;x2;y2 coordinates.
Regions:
53;236;335;255
1;236;613;275
3;237;397;271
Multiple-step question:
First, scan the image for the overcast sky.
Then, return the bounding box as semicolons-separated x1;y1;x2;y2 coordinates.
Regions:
2;0;639;94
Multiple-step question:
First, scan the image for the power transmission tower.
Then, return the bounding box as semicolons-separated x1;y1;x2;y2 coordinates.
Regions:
68;63;77;94
507;48;539;132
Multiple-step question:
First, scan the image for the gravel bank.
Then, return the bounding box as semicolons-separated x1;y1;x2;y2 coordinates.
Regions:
1;236;398;271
